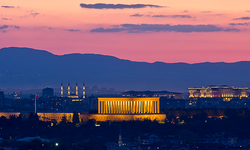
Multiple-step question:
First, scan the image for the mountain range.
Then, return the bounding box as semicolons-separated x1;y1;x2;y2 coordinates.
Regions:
0;47;250;92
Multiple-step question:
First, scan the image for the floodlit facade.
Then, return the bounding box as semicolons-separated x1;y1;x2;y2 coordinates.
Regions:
92;97;166;122
98;97;160;114
88;114;166;122
0;98;166;123
188;85;249;101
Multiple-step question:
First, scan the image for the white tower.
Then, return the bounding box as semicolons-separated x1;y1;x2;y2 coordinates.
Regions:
76;83;78;96
61;83;63;97
83;83;85;98
68;83;70;96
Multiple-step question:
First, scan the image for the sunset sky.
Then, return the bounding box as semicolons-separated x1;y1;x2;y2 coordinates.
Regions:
1;0;250;63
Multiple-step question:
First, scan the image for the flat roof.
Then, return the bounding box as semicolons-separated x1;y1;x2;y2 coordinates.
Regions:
123;90;182;94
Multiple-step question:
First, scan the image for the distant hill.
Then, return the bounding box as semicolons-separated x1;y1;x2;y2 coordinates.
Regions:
0;47;250;92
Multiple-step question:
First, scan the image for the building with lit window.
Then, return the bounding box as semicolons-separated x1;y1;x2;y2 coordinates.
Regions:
188;85;249;101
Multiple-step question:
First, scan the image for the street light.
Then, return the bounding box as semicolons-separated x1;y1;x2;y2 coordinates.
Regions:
55;142;59;150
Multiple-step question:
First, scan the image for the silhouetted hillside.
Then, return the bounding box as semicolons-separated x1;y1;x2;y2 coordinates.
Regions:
0;47;250;92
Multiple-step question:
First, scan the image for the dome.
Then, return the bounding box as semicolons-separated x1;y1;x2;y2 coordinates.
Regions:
115;146;130;150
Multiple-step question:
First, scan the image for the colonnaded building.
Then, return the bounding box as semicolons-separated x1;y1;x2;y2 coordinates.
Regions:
188;85;249;101
0;97;166;123
89;97;166;122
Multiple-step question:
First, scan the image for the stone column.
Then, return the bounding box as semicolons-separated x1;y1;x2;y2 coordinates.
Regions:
144;101;146;113
115;101;118;114
101;101;103;114
114;101;116;114
98;100;101;114
118;101;120;114
102;101;104;114
105;101;107;114
112;101;114;114
121;101;123;114
157;101;160;113
148;101;151;113
154;101;157;113
139;101;141;114
109;101;110;114
149;101;152;114
132;101;135;114
135;101;138;114
125;101;127;114
152;101;154;113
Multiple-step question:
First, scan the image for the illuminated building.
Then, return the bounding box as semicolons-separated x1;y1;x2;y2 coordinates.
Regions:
0;112;22;119
0;109;165;123
89;97;166;122
122;91;183;99
188;85;249;101
98;97;159;114
42;87;54;98
38;112;76;122
61;82;85;99
0;96;166;123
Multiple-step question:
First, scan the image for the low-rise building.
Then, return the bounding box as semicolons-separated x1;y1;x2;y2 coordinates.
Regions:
122;91;183;99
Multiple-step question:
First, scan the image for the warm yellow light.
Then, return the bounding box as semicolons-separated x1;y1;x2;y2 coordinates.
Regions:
98;97;160;115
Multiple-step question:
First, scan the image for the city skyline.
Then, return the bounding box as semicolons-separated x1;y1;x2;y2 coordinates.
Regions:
1;0;250;63
1;1;250;148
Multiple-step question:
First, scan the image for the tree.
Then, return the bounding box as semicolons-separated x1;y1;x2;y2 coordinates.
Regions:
0;116;8;129
73;111;79;125
28;112;39;122
61;114;67;124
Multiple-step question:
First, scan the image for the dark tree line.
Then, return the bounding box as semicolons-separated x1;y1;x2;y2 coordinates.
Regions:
1;109;250;150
